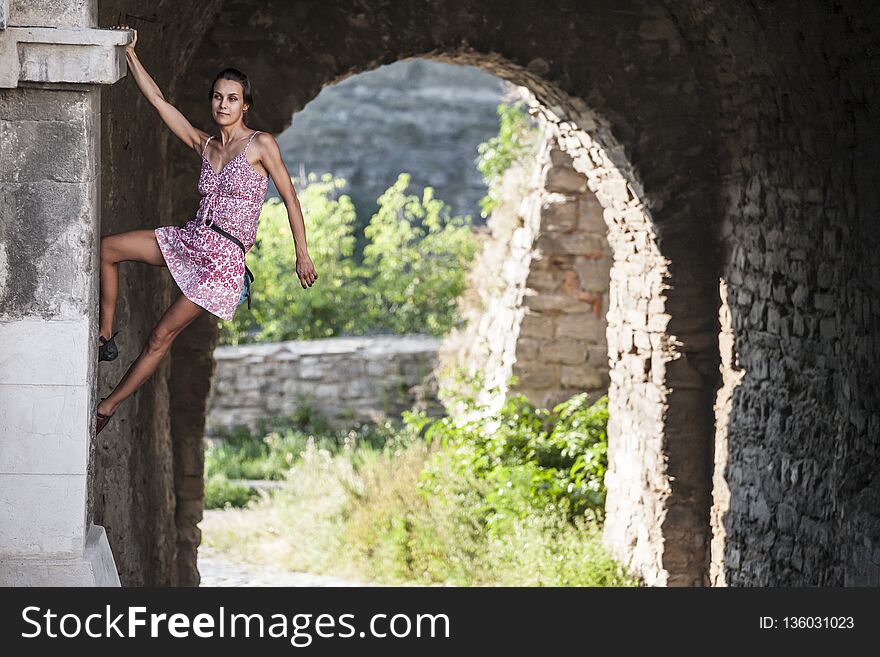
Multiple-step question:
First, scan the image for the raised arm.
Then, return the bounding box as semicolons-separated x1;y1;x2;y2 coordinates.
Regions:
113;25;209;156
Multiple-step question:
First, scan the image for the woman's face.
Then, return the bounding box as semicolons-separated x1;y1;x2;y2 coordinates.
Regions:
211;79;249;126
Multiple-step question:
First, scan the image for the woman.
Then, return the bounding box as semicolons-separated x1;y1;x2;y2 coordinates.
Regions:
96;25;318;435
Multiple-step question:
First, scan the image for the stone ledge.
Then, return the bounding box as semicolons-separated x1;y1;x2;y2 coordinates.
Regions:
0;525;119;586
0;26;133;88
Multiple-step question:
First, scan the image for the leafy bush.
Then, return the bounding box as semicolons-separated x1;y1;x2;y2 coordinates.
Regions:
360;173;479;335
339;392;632;586
204;473;259;510
220;172;479;344
415;392;609;536
475;101;541;218
220;174;364;345
342;389;620;584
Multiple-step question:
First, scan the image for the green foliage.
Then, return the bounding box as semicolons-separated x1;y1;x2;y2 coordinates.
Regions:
203;474;259;510
340;391;630;586
205;399;402;482
415;392;609;539
202;390;637;585
361;173;479;335
475;101;540;218
220;173;365;345
219;172;479;344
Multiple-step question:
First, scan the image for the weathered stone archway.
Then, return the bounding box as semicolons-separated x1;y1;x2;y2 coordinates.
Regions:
78;0;880;586
97;0;727;587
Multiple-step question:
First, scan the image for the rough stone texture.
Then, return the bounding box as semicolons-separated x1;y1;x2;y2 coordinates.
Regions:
705;2;880;585
437;119;612;415
11;0;94;28
0;0;124;586
435;117;545;418
0;25;130;88
93;0;226;586
88;0;880;586
516;138;612;409
206;335;444;436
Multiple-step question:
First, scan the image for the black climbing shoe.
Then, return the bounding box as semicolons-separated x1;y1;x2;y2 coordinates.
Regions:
98;330;120;362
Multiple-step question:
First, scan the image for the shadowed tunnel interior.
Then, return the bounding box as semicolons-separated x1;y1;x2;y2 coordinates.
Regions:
90;0;880;586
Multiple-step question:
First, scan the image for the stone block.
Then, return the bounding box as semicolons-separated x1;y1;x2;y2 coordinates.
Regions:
518;312;555;339
0;473;87;557
298;356;337;379
819;317;836;341
2;27;131;88
540;337;588;364
560;365;606;389
0;180;97;317
0;119;91;182
0;318;89;384
512;361;560;388
535;232;607;256
540;197;578;231
574;256;612;292
0;383;88;474
515;337;540;360
543;165;586;194
548;147;573;167
599;178;630;203
556;313;606;342
525;268;560;291
578;195;607;232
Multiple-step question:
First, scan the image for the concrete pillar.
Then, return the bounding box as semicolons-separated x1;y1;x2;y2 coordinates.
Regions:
0;0;129;585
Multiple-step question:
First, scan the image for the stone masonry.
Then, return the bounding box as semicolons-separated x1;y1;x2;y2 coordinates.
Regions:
0;0;128;585
515;133;612;409
437;114;611;416
206;335;444;436
2;0;865;587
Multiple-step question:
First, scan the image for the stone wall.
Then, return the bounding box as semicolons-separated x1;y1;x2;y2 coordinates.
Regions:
0;0;126;585
206;335;444;435
515;136;612;409
87;0;880;586
707;1;880;583
95;0;225;586
437;115;612;415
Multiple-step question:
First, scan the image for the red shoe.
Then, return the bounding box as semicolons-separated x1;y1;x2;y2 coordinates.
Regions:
96;397;115;435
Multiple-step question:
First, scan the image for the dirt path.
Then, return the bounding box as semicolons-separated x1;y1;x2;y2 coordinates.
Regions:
198;546;376;587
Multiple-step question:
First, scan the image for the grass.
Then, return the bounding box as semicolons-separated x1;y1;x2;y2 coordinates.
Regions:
200;430;640;587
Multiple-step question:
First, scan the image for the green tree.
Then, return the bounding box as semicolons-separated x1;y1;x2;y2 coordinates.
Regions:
220;173;367;344
361;173;479;335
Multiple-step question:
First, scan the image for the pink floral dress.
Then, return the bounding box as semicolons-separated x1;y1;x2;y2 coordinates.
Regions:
155;130;268;320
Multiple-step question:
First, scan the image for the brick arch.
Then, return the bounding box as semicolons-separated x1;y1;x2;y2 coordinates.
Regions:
160;0;727;588
92;0;880;588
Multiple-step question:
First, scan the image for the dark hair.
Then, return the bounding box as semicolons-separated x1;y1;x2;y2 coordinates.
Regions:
208;68;254;111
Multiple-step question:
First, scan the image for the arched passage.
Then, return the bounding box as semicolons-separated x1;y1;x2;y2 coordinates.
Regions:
89;0;880;587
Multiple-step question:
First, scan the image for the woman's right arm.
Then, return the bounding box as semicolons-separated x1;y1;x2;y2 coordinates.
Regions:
118;27;209;156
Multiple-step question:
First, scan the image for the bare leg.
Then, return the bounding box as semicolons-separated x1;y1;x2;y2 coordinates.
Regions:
97;292;206;417
99;229;167;342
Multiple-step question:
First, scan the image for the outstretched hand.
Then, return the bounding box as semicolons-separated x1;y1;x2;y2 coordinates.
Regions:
296;253;318;289
110;23;137;52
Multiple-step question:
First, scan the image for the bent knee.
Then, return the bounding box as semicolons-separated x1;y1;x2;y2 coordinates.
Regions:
147;327;177;353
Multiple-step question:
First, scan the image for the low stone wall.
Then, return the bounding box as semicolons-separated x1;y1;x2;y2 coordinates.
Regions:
206;335;444;435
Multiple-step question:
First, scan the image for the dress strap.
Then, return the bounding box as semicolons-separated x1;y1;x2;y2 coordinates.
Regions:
244;130;261;156
201;135;214;157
